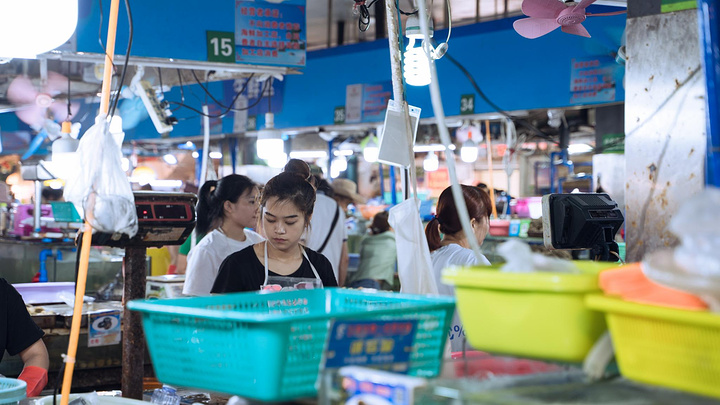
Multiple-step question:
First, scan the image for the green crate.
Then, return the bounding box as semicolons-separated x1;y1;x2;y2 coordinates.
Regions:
128;289;455;402
0;378;26;404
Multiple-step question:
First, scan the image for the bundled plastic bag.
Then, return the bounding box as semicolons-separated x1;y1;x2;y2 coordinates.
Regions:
64;115;138;237
389;198;438;295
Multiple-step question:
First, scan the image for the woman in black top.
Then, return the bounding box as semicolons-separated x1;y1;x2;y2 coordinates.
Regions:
1;278;50;396
212;172;338;292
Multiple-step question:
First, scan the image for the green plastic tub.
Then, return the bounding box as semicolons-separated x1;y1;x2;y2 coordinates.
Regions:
0;378;26;405
443;261;619;362
128;289;455;402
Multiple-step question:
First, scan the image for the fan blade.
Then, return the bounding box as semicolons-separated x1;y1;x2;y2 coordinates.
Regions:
572;0;596;13
49;100;80;122
522;0;567;18
587;10;626;17
44;71;71;96
6;75;39;105
513;17;561;39
562;23;591;37
15;105;47;129
21;130;50;160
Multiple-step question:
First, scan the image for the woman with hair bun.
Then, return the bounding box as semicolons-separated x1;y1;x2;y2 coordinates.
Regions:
182;174;264;296
212;172;338;293
425;185;492;351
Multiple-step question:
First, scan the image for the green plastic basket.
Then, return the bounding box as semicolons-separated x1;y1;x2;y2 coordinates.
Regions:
128;289;455;402
0;378;26;404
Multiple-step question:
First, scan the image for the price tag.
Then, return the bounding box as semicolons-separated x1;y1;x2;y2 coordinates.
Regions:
324;320;417;371
334;106;346;124
206;31;236;63
460;94;475;115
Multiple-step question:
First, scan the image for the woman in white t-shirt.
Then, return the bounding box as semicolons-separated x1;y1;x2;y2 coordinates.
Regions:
182;175;264;296
425;185;492;351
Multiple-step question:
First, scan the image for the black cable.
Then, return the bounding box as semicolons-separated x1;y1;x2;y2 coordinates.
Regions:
191;70;231;108
97;0;118;77
66;61;72;120
185;72;262;114
355;0;416;32
157;67;163;94
108;0;133;119
167;75;267;118
444;51;559;145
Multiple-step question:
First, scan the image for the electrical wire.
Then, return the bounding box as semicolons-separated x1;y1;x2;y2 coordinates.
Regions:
66;61;73;121
356;0;417;32
108;0;133;119
443;51;559;145
191;70;233;109
97;0;118;79
187;72;274;114
167;74;268;118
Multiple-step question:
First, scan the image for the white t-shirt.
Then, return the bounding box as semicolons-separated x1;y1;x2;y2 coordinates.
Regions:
303;194;346;281
182;228;264;296
430;243;491;296
430;243;490;352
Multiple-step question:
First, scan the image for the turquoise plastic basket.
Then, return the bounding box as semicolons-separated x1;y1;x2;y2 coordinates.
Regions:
0;378;26;404
128;289;455;402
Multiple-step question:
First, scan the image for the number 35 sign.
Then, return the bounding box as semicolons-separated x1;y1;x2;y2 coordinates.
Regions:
207;31;236;63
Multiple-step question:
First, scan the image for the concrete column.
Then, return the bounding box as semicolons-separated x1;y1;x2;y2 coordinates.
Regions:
624;7;707;261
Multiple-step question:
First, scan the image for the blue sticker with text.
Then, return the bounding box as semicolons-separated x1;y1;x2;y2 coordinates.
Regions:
324;320;417;370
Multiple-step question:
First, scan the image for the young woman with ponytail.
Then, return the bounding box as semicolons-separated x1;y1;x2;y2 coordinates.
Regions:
425;185;492;295
425;185;492;351
182;174;264;296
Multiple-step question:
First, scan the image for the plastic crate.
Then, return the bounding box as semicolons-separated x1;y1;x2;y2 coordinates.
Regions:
0;378;26;405
442;261;618;362
128;289;454;402
586;294;720;399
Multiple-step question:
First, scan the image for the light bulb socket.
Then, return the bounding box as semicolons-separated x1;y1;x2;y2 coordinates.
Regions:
405;14;433;39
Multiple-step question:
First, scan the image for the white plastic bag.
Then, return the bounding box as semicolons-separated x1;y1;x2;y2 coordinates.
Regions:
64;115;138;237
642;187;720;311
389;198;438;295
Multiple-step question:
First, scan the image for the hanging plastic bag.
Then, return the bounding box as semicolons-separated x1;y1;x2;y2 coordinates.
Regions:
64;114;138;237
389;198;438;295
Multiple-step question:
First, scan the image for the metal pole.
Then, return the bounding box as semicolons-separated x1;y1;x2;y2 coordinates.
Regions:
122;246;147;400
379;163;385;202
327;0;333;48
33;180;42;236
698;0;720;186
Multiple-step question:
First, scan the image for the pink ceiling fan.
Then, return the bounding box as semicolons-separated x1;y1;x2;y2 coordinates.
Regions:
513;0;626;39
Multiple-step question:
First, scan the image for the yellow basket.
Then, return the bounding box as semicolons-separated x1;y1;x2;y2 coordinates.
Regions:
442;261;617;362
586;294;720;399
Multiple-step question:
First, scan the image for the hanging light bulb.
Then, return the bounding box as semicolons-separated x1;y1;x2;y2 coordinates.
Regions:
330;157;348;178
423;152;439;172
162;153;178;165
461;138;479;163
0;0;78;59
49;121;79;180
363;135;379;163
403;15;433;87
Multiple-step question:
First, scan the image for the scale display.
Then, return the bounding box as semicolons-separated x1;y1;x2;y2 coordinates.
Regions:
92;192;197;248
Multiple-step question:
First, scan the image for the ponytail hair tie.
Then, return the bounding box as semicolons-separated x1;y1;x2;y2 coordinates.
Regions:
434;215;442;225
